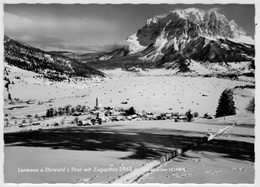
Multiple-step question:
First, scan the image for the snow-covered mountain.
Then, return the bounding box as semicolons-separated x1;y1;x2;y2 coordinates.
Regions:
4;35;105;79
125;8;254;71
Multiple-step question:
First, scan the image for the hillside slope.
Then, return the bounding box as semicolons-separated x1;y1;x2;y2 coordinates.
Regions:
4;35;105;79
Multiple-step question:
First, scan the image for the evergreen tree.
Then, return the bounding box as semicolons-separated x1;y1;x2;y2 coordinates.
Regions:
46;108;54;117
125;106;136;116
185;109;193;122
216;89;236;118
246;97;255;113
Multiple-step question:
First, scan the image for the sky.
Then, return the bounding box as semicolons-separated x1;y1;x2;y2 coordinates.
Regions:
4;4;255;53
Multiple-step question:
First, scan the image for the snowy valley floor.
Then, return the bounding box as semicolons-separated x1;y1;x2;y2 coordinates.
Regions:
4;68;255;118
3;68;255;183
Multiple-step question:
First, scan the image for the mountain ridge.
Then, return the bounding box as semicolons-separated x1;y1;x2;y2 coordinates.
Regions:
4;35;105;79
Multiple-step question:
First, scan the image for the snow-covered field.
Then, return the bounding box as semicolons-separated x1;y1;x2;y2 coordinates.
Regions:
138;121;254;184
139;149;254;183
4;120;254;183
4;67;254;119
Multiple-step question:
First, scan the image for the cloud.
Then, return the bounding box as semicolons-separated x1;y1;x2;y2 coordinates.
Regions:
5;12;33;25
14;34;124;53
4;12;120;51
4;12;35;32
42;43;126;54
22;36;69;52
4;12;117;33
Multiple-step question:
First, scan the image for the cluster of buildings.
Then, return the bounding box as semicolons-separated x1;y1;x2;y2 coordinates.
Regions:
6;98;200;130
74;98;191;126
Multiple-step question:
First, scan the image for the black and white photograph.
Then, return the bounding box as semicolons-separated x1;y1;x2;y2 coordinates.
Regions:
2;1;257;184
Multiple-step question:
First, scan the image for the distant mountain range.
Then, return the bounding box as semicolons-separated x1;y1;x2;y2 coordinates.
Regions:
4;35;105;79
4;8;255;76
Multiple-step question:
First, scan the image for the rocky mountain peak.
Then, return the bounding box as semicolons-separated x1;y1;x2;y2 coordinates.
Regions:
135;8;253;47
172;8;205;24
125;7;254;68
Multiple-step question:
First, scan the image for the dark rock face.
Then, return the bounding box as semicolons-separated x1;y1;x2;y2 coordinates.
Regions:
4;36;105;78
159;37;254;66
182;38;254;62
